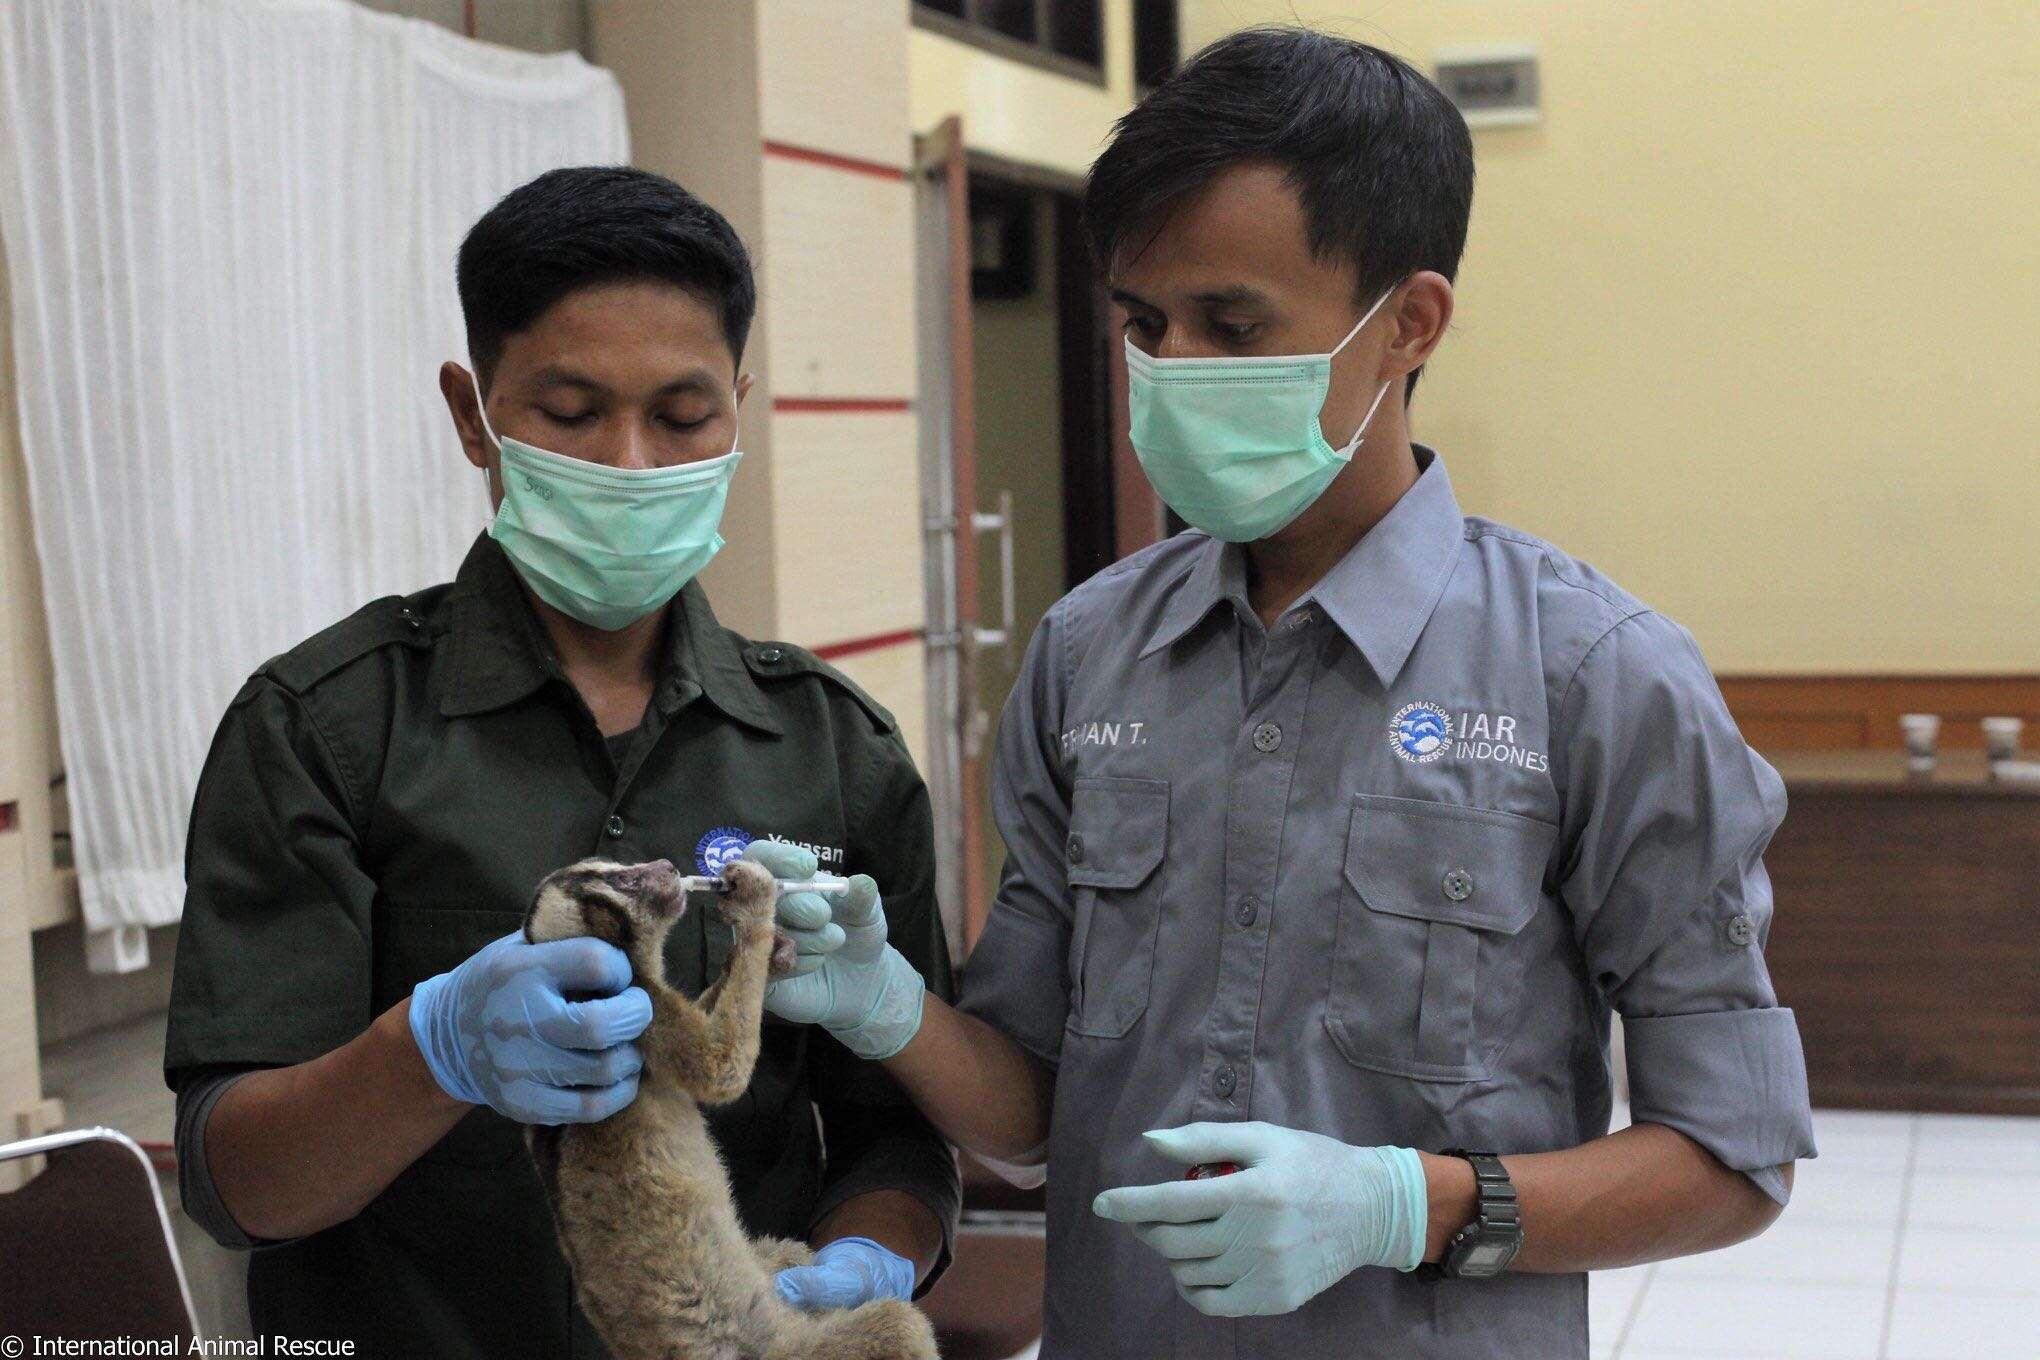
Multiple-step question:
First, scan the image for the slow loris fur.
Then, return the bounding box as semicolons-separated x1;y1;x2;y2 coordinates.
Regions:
521;855;940;1360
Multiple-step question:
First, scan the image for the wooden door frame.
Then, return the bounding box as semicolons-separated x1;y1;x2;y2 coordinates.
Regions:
1038;179;1165;587
919;117;993;955
954;146;1167;574
919;134;1168;954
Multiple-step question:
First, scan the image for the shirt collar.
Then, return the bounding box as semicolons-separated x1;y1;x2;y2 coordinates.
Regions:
1139;443;1466;687
666;580;785;737
434;531;783;735
1141;528;1250;660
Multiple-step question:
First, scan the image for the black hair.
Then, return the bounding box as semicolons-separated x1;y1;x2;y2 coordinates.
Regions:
457;166;756;387
1084;26;1475;398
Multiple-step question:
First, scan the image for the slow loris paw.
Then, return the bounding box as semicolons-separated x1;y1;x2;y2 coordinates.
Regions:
755;1236;815;1272
717;857;779;932
768;930;800;978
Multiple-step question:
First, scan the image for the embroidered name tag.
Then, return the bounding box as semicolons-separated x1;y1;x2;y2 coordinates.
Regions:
1060;720;1151;756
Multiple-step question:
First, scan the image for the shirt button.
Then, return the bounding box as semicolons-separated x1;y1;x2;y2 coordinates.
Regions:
1443;868;1475;901
1213;1066;1237;1098
1252;722;1282;753
1067;834;1085;864
398;607;423;631
605;814;625;839
1235;896;1258;927
1726;914;1756;946
758;646;784;664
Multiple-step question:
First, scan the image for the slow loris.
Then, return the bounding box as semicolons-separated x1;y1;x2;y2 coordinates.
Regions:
521;855;940;1360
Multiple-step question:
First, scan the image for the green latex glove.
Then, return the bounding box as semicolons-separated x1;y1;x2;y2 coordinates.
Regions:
740;840;925;1060
1093;1121;1429;1317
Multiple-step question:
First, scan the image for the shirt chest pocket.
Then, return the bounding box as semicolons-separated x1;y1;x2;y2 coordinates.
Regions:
1325;795;1558;1083
1064;776;1169;1040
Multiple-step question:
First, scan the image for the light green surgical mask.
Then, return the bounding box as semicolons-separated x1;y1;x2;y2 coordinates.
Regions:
471;370;742;631
1125;286;1395;542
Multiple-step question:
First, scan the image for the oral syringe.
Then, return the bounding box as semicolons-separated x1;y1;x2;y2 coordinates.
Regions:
675;874;854;898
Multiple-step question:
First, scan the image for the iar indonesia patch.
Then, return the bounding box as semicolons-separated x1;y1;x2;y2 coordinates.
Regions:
694;825;753;875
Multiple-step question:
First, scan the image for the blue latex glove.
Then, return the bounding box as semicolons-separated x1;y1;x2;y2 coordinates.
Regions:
1092;1122;1428;1318
742;841;925;1060
773;1236;916;1311
408;929;652;1124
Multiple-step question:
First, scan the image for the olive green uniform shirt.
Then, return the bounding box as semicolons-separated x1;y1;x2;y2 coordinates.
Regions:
163;531;959;1358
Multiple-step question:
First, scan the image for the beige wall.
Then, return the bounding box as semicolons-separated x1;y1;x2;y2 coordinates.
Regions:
590;0;783;642
909;0;1139;179
0;246;53;1164
595;1;931;766
1183;1;2040;673
757;0;928;768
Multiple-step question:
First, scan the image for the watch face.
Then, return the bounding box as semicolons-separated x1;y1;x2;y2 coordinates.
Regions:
1464;1242;1512;1270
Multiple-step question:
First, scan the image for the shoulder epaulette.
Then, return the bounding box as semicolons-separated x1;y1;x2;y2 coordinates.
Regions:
739;640;900;736
256;593;436;695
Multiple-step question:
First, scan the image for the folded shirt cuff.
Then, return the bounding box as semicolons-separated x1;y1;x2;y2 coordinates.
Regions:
1624;1006;1818;1206
955;907;1069;1070
174;1067;302;1251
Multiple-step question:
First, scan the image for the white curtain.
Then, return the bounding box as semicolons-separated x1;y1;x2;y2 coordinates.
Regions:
0;0;629;971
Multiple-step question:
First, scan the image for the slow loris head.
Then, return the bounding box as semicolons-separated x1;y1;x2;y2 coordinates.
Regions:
524;857;799;981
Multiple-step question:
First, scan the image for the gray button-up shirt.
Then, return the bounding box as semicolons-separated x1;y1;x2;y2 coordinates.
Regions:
959;445;1816;1360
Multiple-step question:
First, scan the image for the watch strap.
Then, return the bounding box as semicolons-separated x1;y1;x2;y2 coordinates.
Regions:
1416;1148;1522;1281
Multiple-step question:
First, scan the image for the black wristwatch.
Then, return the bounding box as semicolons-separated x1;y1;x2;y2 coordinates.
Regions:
1416;1150;1522;1281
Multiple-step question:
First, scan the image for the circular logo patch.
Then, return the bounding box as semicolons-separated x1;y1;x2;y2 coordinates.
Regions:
694;825;753;875
1389;702;1452;763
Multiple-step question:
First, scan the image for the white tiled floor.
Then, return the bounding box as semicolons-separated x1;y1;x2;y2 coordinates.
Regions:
1595;1107;2040;1359
37;1019;2040;1358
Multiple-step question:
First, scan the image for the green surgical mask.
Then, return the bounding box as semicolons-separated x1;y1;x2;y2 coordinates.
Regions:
1125;286;1395;542
471;370;742;631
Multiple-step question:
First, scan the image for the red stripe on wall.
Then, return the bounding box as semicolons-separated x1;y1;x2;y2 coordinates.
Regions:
772;396;913;414
810;628;923;662
762;140;909;182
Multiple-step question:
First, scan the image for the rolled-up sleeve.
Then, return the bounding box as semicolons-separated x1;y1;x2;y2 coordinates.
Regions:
956;600;1077;1069
171;1064;299;1252
1556;610;1816;1204
163;673;380;1253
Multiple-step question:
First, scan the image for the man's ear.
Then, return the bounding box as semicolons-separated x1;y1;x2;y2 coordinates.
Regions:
439;360;491;473
735;371;756;407
1383;272;1454;382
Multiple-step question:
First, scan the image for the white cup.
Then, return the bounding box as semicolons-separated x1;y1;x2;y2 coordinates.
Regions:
1982;715;2022;768
1899;713;1940;773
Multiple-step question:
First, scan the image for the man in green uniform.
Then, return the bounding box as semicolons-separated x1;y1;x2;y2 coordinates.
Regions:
163;166;958;1358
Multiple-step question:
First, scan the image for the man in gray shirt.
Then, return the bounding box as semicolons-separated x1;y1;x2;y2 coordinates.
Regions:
744;25;1815;1359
